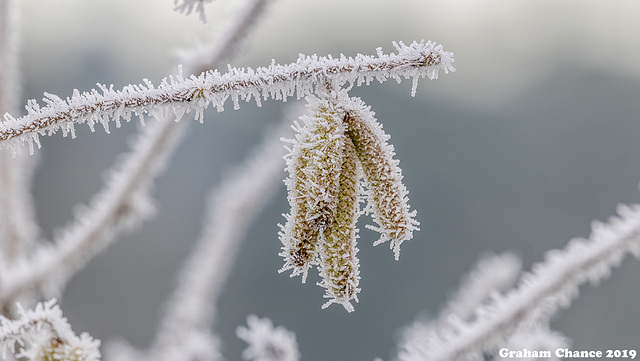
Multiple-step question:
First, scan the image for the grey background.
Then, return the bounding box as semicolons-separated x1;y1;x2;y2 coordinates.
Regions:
16;0;640;360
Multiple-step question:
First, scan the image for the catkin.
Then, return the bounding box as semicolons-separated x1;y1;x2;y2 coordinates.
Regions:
318;136;361;312
279;98;346;281
343;100;419;260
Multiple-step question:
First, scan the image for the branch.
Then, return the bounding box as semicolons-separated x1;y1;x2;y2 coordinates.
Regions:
0;0;274;308
0;40;454;152
0;0;39;272
0;299;100;361
396;204;640;361
236;315;300;361
149;119;288;361
438;252;521;324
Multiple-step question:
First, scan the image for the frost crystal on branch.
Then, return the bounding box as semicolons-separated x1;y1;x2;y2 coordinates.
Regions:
395;203;640;361
0;299;101;361
279;97;346;281
0;40;454;153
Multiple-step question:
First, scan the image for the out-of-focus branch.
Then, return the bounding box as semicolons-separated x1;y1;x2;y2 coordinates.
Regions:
396;204;640;361
137;115;289;361
0;0;274;309
0;0;39;275
0;299;100;361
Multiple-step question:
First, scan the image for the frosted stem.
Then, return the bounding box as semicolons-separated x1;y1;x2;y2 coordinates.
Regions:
0;0;39;272
0;119;186;308
150;120;287;359
0;0;274;309
0;40;454;151
397;204;640;361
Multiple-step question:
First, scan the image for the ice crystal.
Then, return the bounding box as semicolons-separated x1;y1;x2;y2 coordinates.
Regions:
395;203;640;361
0;299;101;361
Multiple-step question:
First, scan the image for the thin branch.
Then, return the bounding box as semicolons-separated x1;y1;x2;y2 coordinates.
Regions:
396;204;640;361
0;0;274;308
0;152;38;266
0;299;100;361
0;0;39;272
180;0;273;75
0;0;21;112
438;252;521;324
0;119;185;308
0;40;454;152
236;315;300;361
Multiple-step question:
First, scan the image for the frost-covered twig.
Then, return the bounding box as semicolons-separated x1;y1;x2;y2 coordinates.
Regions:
495;326;568;361
438;252;521;324
0;151;38;267
0;40;454;152
0;0;38;271
236;315;299;361
0;299;100;361
148;119;288;361
0;0;21;112
0;119;185;308
105;118;288;361
396;204;640;361
0;0;273;309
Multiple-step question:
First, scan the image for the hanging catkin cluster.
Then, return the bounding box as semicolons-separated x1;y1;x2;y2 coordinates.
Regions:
279;90;419;312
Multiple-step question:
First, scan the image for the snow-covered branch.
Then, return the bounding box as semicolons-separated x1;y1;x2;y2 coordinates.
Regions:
0;40;454;153
0;0;273;309
147;119;288;361
396;204;640;361
0;299;100;361
236;315;299;361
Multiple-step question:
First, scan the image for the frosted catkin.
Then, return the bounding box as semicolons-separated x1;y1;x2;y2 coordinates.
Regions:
342;100;419;259
318;136;361;312
279;99;346;281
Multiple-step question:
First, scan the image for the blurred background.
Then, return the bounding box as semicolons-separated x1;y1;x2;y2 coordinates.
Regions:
17;0;640;360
